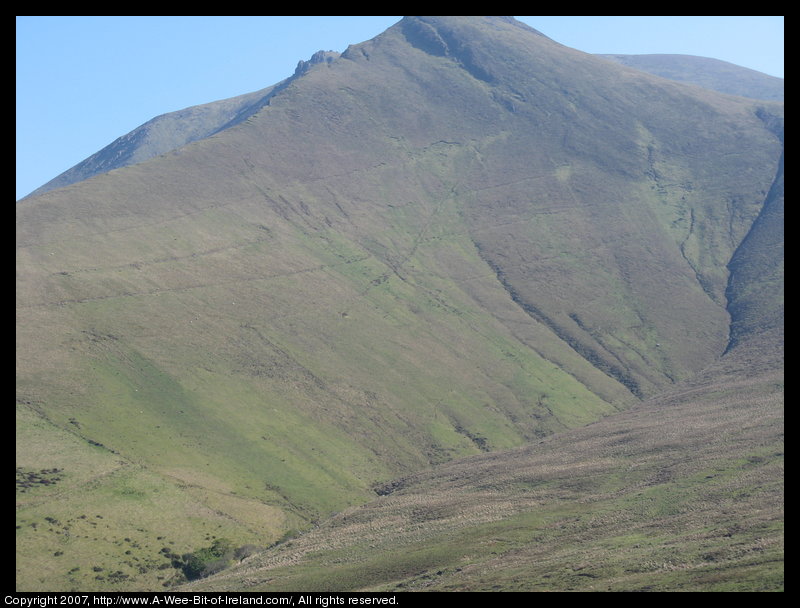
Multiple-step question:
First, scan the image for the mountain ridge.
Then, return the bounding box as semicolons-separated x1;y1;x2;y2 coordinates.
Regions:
600;53;784;101
21;21;783;201
22;47;347;201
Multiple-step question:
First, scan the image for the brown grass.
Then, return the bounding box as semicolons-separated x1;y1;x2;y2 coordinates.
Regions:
185;351;783;592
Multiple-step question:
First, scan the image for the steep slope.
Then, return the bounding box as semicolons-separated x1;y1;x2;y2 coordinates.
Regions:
725;111;784;359
22;51;340;200
187;151;784;591
599;54;784;101
22;85;276;200
23;50;781;202
16;16;783;591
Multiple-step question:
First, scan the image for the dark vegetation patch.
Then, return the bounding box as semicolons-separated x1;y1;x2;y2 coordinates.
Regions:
167;538;264;584
16;467;64;492
373;478;408;497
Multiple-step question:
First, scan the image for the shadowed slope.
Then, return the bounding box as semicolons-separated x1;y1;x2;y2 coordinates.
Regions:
725;111;784;358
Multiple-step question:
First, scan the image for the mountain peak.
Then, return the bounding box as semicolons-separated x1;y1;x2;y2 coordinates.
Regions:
294;49;340;76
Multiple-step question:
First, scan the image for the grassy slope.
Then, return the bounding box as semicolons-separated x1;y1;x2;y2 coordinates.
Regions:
24;84;280;199
16;161;620;589
15;133;620;591
185;345;783;592
16;17;783;591
598;54;784;102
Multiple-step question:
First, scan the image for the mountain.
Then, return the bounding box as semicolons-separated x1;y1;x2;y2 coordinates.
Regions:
599;54;784;101
16;16;783;591
22;85;277;200
21;46;783;202
22;51;341;200
21;50;782;202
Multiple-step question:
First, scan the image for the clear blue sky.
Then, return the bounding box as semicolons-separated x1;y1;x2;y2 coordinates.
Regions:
16;16;784;200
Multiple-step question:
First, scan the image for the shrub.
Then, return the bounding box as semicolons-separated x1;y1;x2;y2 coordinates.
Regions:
178;538;236;581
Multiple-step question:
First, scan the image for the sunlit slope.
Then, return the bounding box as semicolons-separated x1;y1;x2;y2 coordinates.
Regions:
22;84;280;200
185;350;783;592
16;149;621;589
17;16;782;590
599;53;784;101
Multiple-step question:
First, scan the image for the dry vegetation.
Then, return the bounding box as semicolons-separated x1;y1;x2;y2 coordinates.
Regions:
186;346;783;591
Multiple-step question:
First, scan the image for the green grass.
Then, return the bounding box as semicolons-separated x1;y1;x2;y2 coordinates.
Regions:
16;200;626;590
16;397;302;591
182;367;782;592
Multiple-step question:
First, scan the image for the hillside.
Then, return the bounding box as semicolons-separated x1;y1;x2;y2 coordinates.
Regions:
22;85;274;200
599;54;784;101
22;51;345;201
16;16;782;591
20;53;783;203
184;344;783;591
